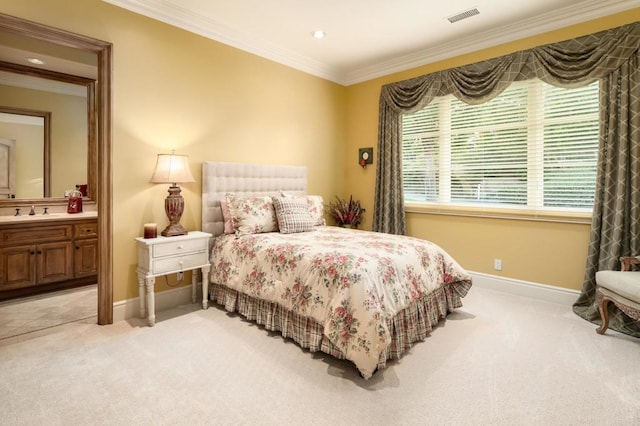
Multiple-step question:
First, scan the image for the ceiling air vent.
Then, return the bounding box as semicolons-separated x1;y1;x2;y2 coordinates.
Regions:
447;7;480;24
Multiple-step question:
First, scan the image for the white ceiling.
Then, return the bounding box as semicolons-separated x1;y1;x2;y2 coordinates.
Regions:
106;0;639;85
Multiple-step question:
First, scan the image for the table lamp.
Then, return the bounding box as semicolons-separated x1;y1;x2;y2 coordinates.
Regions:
149;150;195;236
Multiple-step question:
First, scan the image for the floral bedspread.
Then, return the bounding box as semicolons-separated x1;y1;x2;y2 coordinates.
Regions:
209;226;472;378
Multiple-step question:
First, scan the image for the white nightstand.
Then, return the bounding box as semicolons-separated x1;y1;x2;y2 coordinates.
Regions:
135;231;212;326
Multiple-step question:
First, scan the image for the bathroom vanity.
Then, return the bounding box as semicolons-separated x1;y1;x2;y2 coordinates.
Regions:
0;212;98;300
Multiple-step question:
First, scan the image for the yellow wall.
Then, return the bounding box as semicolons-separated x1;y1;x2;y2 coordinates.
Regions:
1;0;346;302
0;119;43;198
344;9;640;291
2;0;638;302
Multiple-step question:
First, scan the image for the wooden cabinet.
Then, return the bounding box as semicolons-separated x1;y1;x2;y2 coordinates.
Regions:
37;241;73;284
0;244;37;288
73;221;98;278
0;217;97;297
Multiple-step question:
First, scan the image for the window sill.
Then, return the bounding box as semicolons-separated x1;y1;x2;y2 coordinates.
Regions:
404;203;592;225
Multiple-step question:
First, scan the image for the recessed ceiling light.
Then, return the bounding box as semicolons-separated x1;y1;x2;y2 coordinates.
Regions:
312;30;326;39
27;58;46;65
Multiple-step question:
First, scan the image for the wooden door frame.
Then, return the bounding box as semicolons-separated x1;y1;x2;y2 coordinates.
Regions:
0;13;113;324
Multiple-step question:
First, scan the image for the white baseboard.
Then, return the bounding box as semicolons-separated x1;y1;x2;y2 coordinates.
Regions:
112;274;580;322
113;284;202;323
469;271;580;306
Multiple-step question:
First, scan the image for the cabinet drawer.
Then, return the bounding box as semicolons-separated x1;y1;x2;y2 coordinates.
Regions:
152;251;208;274
152;238;208;258
0;225;72;246
74;222;98;239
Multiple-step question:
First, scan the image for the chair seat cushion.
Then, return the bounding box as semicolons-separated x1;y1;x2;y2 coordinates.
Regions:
595;271;640;302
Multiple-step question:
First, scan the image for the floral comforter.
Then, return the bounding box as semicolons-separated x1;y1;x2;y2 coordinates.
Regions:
209;226;472;378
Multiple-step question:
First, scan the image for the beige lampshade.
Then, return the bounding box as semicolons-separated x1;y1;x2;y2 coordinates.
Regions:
149;153;195;184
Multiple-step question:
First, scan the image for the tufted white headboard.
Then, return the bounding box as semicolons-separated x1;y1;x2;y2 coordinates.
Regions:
202;161;307;237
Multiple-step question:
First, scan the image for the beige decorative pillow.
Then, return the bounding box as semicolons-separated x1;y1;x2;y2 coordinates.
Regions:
306;195;326;226
226;193;278;236
272;197;315;234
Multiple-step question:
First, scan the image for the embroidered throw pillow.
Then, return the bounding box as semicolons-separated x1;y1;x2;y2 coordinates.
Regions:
306;195;326;226
226;193;278;236
272;196;315;234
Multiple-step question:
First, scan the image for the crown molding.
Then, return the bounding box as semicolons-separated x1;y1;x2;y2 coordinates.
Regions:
342;0;640;85
103;0;339;81
104;0;640;86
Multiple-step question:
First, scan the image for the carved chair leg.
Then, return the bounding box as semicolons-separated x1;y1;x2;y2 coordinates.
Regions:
596;297;609;335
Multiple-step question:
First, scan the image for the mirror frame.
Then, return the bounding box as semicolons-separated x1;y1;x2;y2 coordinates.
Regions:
0;12;113;325
0;60;96;202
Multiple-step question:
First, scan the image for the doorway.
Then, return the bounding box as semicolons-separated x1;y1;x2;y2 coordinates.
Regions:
0;13;113;326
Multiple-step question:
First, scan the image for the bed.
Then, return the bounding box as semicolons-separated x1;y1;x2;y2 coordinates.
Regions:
202;161;472;379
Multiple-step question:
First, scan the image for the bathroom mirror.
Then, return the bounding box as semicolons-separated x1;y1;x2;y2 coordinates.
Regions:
0;32;97;206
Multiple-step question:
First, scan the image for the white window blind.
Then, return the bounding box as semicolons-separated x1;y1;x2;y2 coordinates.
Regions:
402;79;599;213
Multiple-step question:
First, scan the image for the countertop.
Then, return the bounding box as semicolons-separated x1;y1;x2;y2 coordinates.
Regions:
0;210;97;225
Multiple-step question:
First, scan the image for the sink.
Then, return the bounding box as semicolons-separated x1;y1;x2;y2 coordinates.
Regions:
0;213;66;223
0;211;97;224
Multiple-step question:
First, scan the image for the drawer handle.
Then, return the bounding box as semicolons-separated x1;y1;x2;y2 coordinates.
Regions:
179;261;184;266
177;245;184;250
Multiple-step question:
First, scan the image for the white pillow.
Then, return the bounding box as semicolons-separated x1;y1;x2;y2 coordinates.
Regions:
306;195;326;226
226;193;278;237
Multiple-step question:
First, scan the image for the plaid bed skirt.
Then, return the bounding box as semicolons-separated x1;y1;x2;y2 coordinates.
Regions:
209;279;472;372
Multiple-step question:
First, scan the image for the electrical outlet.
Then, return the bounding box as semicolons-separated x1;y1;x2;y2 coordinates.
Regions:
177;271;184;281
494;259;502;271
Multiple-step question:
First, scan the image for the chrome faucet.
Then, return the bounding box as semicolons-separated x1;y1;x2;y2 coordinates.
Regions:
14;208;20;216
29;205;36;215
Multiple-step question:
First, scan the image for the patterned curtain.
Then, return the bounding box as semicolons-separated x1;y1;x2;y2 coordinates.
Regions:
373;100;407;235
573;50;640;337
374;22;640;235
374;22;640;336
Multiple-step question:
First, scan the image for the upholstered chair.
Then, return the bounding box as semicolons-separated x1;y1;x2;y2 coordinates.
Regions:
595;256;640;334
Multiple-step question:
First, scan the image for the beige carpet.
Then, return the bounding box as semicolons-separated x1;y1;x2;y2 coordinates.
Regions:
0;286;638;425
0;284;97;341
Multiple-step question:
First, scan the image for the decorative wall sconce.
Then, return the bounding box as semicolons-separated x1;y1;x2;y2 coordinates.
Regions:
359;147;373;169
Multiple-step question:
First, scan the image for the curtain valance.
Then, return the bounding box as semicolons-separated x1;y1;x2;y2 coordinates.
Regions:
374;22;640;236
380;22;640;112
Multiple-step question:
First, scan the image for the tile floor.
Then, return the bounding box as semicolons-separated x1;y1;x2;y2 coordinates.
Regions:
0;284;97;342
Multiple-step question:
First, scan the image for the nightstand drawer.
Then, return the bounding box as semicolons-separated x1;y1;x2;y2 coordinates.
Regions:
152;251;208;274
152;238;208;258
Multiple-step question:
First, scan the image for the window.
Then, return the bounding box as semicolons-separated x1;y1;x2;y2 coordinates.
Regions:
402;79;599;215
